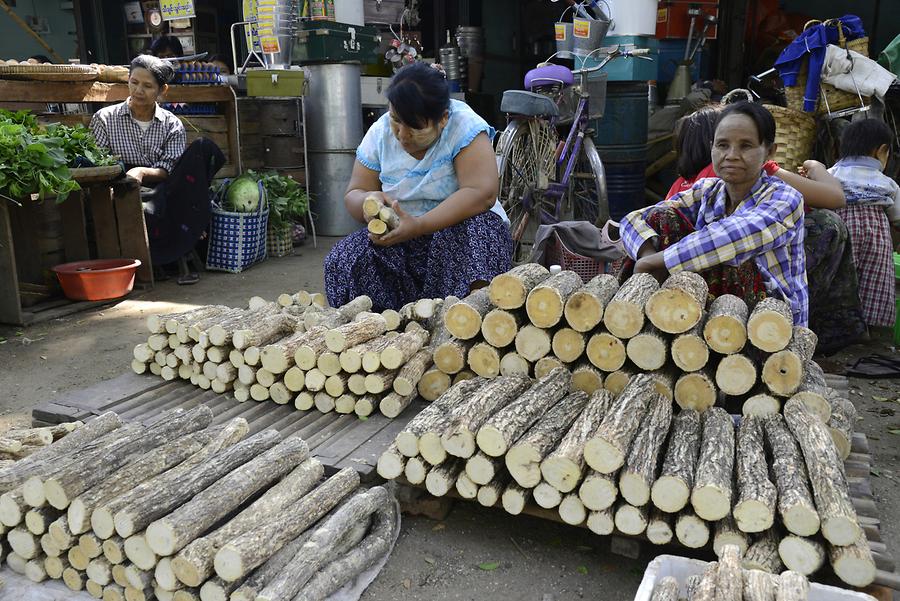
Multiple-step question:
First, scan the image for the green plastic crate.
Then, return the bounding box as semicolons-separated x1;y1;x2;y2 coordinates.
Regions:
293;21;380;65
246;69;305;97
894;252;900;279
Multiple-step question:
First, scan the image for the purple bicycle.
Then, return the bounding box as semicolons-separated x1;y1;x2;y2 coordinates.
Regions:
496;46;651;259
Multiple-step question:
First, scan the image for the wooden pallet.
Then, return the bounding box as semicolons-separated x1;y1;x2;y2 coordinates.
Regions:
31;372;424;481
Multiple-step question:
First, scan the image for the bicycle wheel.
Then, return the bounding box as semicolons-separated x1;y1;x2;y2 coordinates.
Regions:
496;119;558;260
568;136;609;226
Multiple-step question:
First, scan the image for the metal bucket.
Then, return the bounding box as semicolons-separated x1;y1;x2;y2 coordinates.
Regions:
572;2;611;57
304;63;365;236
554;4;575;56
257;0;299;69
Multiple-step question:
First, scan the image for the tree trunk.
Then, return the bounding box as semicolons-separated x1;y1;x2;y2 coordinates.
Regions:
715;544;743;601
41;531;62;557
501;482;530;515
232;314;299;351
604;273;659;339
260;327;326;374
650;576;679;601
440;375;532;459
690;407;734;521
68;541;91;569
584;375;654;474
325;314;388;354
476;368;571;457
505;392;590;487
743;569;777;601
645;271;708;334
213;467;359;583
170;458;323;587
364;370;397;395
775;571;809;601
478;474;511;509
395;379;486;456
604;367;635;397
482;309;524;348
790;361;831;422
417;368;452;401
290;502;399;601
646;509;674;545
533;481;563;509
499;352;531;377
716;353;758;396
489;263;551;310
761;326;818;396
564;274;620;333
648;366;678;401
571;362;604;395
525;270;583;328
322;373;348;398
703;294;748;354
734;416;777;533
713;515;749;558
614;501;648;535
783;398;859;546
425;460;464;497
828;395;857;461
426;296;459;349
586;507;615;535
585;332;626;372
254;487;390;601
674;367;717;413
514;325;552;362
829;530;877;587
433;338;473;375
742;392;781;417
304;368;326;393
145;437;309;556
548;328;584;364
747;297;793;353
742;529;784;573
445;288;492;340
674;509;710;549
626;324;669;371
778;534;825;576
379;328;429;370
578;469;618;511
44;554;68;579
467;342;503;378
763;414;820;537
618;394;672;506
382;348;432;399
50;515;76;549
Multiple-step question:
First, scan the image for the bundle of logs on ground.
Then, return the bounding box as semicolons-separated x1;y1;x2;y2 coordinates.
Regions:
377;370;875;588
133;290;449;419
0;408;398;601
649;545;815;601
418;265;847;435
0;422;81;467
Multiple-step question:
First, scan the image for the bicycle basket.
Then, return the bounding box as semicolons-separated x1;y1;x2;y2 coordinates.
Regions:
544;230;623;283
585;71;608;119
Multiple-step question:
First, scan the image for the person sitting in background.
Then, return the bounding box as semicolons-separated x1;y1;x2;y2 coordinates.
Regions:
148;36;183;59
829;118;900;333
91;55;224;284
207;54;231;76
623;102;808;324
323;62;511;311
663;102;864;352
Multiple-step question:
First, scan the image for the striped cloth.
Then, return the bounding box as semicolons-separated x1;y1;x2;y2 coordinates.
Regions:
90;100;186;173
835;205;896;327
621;174;809;325
829;155;900;218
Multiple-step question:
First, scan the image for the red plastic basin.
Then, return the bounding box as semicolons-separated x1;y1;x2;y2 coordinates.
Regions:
52;259;142;301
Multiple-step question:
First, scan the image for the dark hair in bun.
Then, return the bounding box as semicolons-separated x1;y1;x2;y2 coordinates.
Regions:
130;54;175;88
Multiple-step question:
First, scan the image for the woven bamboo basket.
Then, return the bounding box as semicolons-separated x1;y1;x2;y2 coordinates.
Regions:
783;20;870;115
0;63;98;82
764;104;816;173
267;223;294;258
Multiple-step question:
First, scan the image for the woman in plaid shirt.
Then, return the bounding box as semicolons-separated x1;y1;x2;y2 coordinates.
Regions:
622;102;808;325
91;55;224;281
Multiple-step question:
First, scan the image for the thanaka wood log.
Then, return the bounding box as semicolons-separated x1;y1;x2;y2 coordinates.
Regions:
103;537;125;564
713;515;749;557
604;367;635;396
478;474;510;508
761;326;817;396
742;529;784;573
44;554;67;579
514;325;552;362
476;368;570;457
747;297;793;353
551;327;586;364
526;270;583;328
225;528;319;601
538;390;609;492
650;576;678;601
316;351;342;377
828;395;857;461
734;416;777;532
325;313;388;353
564;274;619;332
618;393;672;506
467;342;504;378
25;506;58;535
417;368;452;401
646;509;674;546
433;338;473;375
455;472;479;499
584;375;653;474
648;367;678;401
778;534;825;576
170;458;324;587
556;491;587;525
614;501;649;535
645;271;708;334
499;352;531;377
403;456;428;484
703;294;748;354
25;558;47;582
533;481;563;509
9;526;39;558
743;568;777;601
604;273;659;339
715;544;743;601
313;392;335;413
340;334;393;373
395;379;485;456
789;361;830;421
586;508;615;535
445;289;492;340
829;529;877;587
625;324;668;371
784;398;859;546
489;263;551;310
674;367;717;413
364;370;397;395
776;570;809;601
501;482;530;515
87;556;113;585
80;532;103;557
232;314;298;351
534;356;565;380
763;414;821;537
376;443;405;480
41;532;61;557
481;309;523;348
585;332;626;372
742;392;781;417
293;332;331;372
716;353;758;396
380;328;429;369
675;509;710;549
578;470;618;511
690;407;734;521
392;347;434;397
255;368;276;388
465;452;504;486
425;460;464;497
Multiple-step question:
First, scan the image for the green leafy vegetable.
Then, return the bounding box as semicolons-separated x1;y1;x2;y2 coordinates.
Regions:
224;176;262;213
246;169;309;228
477;562;500;571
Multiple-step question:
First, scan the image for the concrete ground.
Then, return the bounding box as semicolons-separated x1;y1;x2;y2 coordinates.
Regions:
1;239;898;600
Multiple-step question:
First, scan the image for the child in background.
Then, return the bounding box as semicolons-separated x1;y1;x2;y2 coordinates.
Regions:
829;119;900;330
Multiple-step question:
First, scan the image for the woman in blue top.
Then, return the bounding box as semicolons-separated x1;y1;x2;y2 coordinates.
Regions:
323;62;512;310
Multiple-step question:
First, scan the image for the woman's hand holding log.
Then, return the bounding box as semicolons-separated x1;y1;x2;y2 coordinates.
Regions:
370;200;423;247
635;251;669;283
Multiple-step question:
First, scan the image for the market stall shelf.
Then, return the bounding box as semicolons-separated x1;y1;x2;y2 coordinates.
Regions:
30;372;424;481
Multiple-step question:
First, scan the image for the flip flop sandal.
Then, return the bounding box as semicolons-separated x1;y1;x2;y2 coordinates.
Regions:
845;354;900;379
177;272;199;285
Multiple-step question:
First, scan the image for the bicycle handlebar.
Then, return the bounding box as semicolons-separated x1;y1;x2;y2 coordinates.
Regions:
570;47;653;75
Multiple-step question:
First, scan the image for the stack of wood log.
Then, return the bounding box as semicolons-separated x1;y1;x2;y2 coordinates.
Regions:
0;422;82;466
649;545;813;601
0;409;399;600
420;265;849;438
132;290;446;419
377;369;874;588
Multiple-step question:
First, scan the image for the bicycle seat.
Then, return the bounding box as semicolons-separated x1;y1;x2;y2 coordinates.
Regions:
525;64;574;90
501;90;559;117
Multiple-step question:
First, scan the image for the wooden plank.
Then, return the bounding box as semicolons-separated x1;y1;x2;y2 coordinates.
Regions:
113;185;153;284
88;185;120;258
221;91;242;173
9;200;43;285
0;81;234;104
50;372;167;412
32;402;94;424
20;299;117;325
59;193;91;263
0;201;24;325
179;115;228;134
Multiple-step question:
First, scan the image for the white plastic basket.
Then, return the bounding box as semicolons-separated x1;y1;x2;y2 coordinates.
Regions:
634;555;878;601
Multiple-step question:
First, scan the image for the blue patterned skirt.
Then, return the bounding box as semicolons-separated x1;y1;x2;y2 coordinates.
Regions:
324;211;513;311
